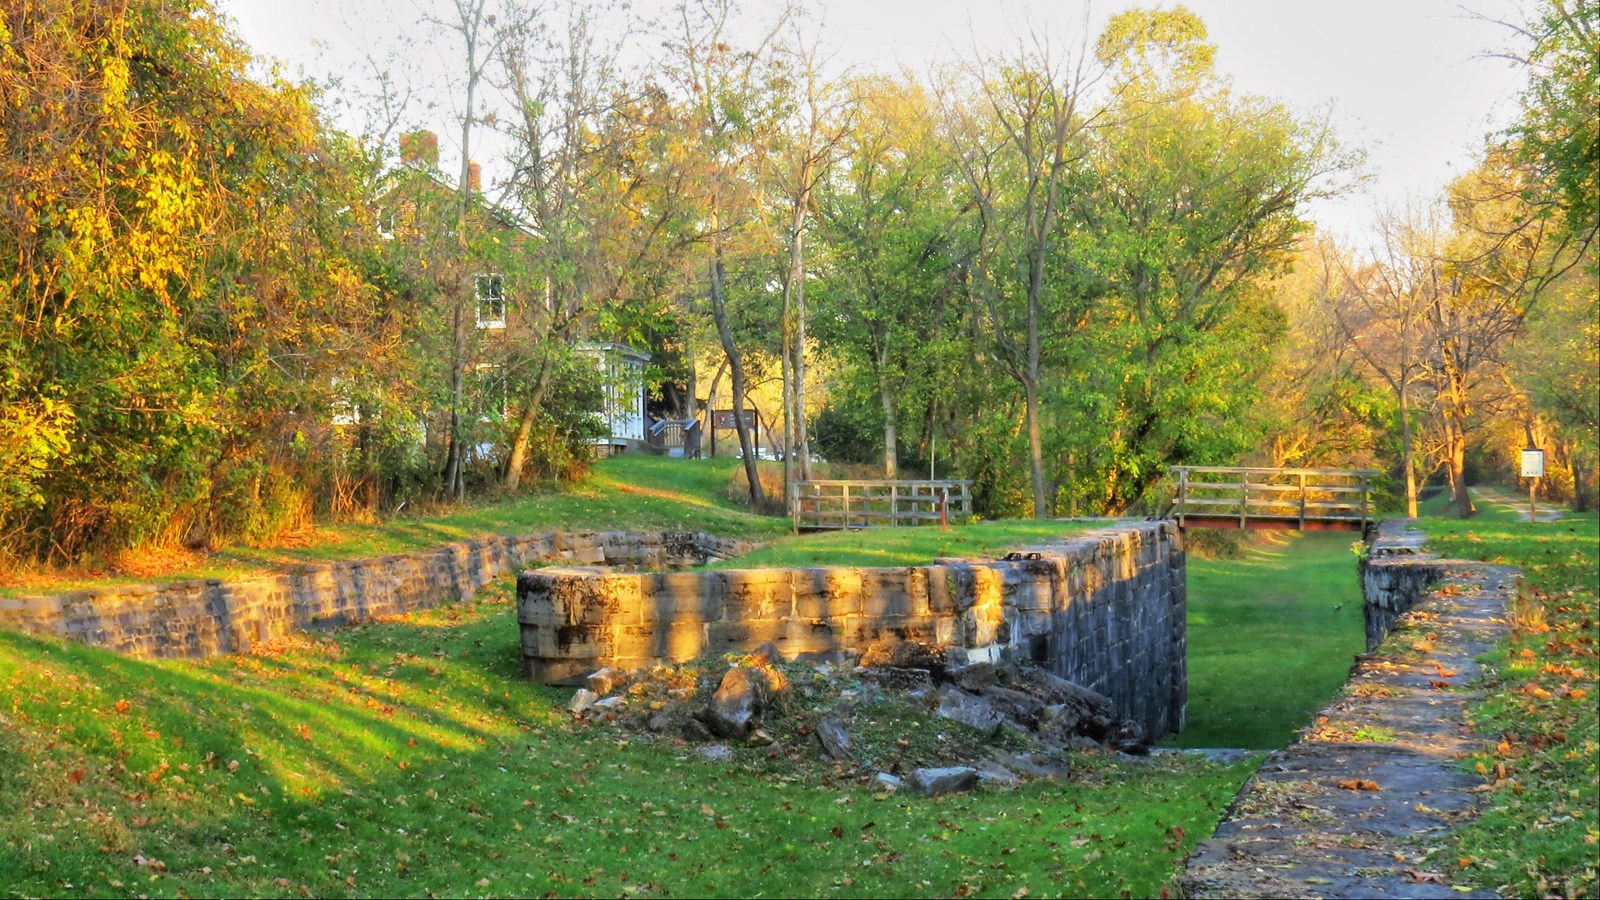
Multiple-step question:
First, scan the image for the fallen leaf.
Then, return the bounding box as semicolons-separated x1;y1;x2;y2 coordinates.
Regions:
1404;869;1446;884
1336;778;1381;792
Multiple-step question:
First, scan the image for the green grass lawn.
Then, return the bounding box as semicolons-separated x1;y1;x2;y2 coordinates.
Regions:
1412;490;1599;899
1165;530;1368;750
705;519;1104;570
0;577;1254;899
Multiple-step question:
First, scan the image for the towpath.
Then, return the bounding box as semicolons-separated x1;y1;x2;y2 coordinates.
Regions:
1184;529;1512;899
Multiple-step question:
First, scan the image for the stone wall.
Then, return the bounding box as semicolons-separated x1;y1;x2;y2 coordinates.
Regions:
0;531;754;659
518;520;1187;741
1360;520;1448;650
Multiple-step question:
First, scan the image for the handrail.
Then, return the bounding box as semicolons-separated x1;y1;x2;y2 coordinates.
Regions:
1171;465;1380;478
790;479;974;530
1171;466;1379;531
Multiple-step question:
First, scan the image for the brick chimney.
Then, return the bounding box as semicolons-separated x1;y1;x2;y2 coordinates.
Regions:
399;129;438;167
468;161;482;192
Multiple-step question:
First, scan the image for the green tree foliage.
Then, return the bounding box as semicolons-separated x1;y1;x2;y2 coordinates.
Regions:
0;0;400;560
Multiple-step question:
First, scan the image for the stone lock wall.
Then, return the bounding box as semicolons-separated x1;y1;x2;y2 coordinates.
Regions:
1360;520;1449;651
519;520;1188;741
0;531;754;660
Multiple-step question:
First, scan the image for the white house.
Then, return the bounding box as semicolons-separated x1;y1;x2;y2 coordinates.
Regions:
578;341;651;454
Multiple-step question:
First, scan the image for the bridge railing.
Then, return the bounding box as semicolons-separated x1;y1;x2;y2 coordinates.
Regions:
791;479;973;531
1170;466;1381;531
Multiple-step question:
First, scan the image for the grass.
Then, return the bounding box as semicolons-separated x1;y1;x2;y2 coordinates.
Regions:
0;578;1255;899
1165;530;1368;750
1412;489;1599;899
0;458;790;597
0;458;1436;897
0;463;1265;898
704;519;1104;570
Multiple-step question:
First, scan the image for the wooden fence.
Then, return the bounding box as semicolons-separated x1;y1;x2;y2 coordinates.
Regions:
1170;466;1381;531
790;479;973;530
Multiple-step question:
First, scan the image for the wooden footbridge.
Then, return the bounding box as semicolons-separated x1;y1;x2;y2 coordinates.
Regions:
1170;466;1380;531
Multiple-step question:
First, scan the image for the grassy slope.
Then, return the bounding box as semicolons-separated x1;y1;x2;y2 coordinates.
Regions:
1413;490;1599;899
1;458;790;597
1168;531;1367;750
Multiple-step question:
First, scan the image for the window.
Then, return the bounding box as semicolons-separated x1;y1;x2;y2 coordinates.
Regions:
475;274;506;328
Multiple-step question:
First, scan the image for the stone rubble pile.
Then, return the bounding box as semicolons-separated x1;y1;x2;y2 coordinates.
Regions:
567;639;1149;797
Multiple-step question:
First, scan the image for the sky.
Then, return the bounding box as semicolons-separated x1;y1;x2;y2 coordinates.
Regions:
215;0;1532;250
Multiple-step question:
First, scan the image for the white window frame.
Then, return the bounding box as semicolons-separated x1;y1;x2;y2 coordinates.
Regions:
475;273;506;329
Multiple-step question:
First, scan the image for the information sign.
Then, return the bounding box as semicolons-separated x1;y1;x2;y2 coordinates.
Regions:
1521;447;1546;478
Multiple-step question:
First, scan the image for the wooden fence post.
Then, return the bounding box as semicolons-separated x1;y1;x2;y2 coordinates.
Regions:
1298;471;1307;531
1176;468;1188;528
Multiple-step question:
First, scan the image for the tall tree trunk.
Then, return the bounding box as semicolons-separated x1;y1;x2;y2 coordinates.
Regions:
501;353;555;491
1571;446;1593;513
878;347;898;479
794;278;811;481
1024;375;1048;518
1446;426;1471;518
781;276;796;509
442;298;467;501
1400;384;1417;518
709;248;763;509
1440;364;1474;519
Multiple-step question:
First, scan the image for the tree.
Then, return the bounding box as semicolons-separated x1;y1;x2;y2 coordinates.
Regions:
432;0;526;501
772;24;850;499
659;0;795;509
0;0;403;561
1071;7;1350;513
814;74;961;479
1328;208;1445;517
944;25;1106;517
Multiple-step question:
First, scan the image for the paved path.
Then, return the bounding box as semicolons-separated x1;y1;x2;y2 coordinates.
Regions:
1472;487;1565;523
1184;545;1513;898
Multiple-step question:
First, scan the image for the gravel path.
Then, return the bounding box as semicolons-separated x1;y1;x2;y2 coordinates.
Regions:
1183;533;1512;899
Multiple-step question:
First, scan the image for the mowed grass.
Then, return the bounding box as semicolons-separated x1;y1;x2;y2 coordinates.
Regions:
1167;530;1367;750
0;458;790;597
705;519;1104;570
0;578;1255;899
1414;490;1599;899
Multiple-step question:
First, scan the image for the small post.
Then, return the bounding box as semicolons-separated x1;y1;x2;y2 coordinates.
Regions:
940;486;949;531
891;483;899;528
1176;467;1187;528
1239;476;1248;530
842;483;850;529
1360;477;1371;528
791;481;801;532
1298;471;1307;531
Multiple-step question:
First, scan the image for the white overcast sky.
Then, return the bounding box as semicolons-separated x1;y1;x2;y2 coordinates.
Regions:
216;0;1531;249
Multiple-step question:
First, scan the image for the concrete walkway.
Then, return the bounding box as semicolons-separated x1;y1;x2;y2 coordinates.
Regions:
1184;536;1513;898
1472;487;1566;523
